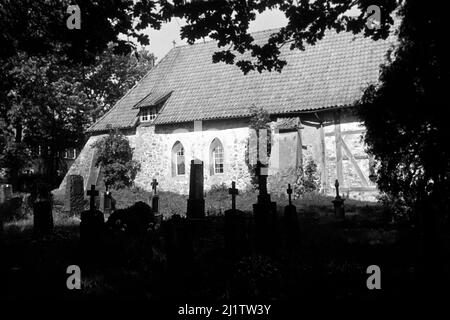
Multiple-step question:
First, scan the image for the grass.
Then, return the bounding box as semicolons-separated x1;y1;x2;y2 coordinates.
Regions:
107;186;382;220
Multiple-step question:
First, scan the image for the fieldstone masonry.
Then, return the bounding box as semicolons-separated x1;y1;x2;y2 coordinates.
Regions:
131;121;251;194
58;117;377;201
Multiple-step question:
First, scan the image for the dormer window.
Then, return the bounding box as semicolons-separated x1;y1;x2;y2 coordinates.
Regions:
140;106;159;123
134;91;172;124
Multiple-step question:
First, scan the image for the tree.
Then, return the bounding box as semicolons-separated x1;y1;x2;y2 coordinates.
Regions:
82;45;156;122
358;1;449;212
357;1;449;281
0;0;159;187
0;46;154;187
0;51;89;186
0;0;162;63
93;129;140;189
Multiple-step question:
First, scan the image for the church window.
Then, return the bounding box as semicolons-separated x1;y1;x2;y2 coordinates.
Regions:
210;138;224;175
172;141;185;176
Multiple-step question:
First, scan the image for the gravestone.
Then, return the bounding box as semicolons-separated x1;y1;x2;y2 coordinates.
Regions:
64;175;84;215
332;179;345;219
151;178;162;225
284;184;299;252
0;184;12;203
187;160;205;219
80;185;104;253
224;181;246;260
253;163;278;256
0;184;13;228
0;184;12;240
33;184;54;237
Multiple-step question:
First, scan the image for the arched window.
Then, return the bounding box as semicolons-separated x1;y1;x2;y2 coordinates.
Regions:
210;138;224;175
172;141;185;176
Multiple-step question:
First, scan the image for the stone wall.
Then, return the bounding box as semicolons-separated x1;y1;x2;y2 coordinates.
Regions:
131;119;252;194
58;116;377;201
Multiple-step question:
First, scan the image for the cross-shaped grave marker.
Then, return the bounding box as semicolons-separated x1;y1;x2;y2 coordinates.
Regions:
151;178;159;195
332;179;345;219
287;184;293;205
228;181;239;211
87;184;99;211
335;179;340;199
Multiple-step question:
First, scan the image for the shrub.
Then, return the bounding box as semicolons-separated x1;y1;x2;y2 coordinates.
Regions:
293;157;320;198
208;182;228;193
93;129;140;189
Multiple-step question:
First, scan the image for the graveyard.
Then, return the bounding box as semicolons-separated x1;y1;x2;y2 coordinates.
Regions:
0;160;431;302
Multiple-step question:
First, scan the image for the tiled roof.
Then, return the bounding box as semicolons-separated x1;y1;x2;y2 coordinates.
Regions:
87;28;392;132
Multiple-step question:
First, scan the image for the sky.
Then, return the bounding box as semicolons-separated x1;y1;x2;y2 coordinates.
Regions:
143;9;288;61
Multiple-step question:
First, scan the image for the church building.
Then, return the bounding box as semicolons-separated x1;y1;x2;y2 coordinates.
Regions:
57;28;393;200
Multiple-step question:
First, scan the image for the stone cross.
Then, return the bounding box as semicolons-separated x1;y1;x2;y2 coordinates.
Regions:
151;178;159;195
87;184;99;211
287;184;293;205
332;179;345;219
335;179;340;199
228;181;239;211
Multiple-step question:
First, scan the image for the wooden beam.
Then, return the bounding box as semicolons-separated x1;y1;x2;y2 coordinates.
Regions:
340;137;370;187
296;117;303;171
334;111;344;186
325;129;366;137
319;123;328;193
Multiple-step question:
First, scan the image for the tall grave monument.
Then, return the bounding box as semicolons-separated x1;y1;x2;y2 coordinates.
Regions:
64;174;84;216
186;159;205;219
